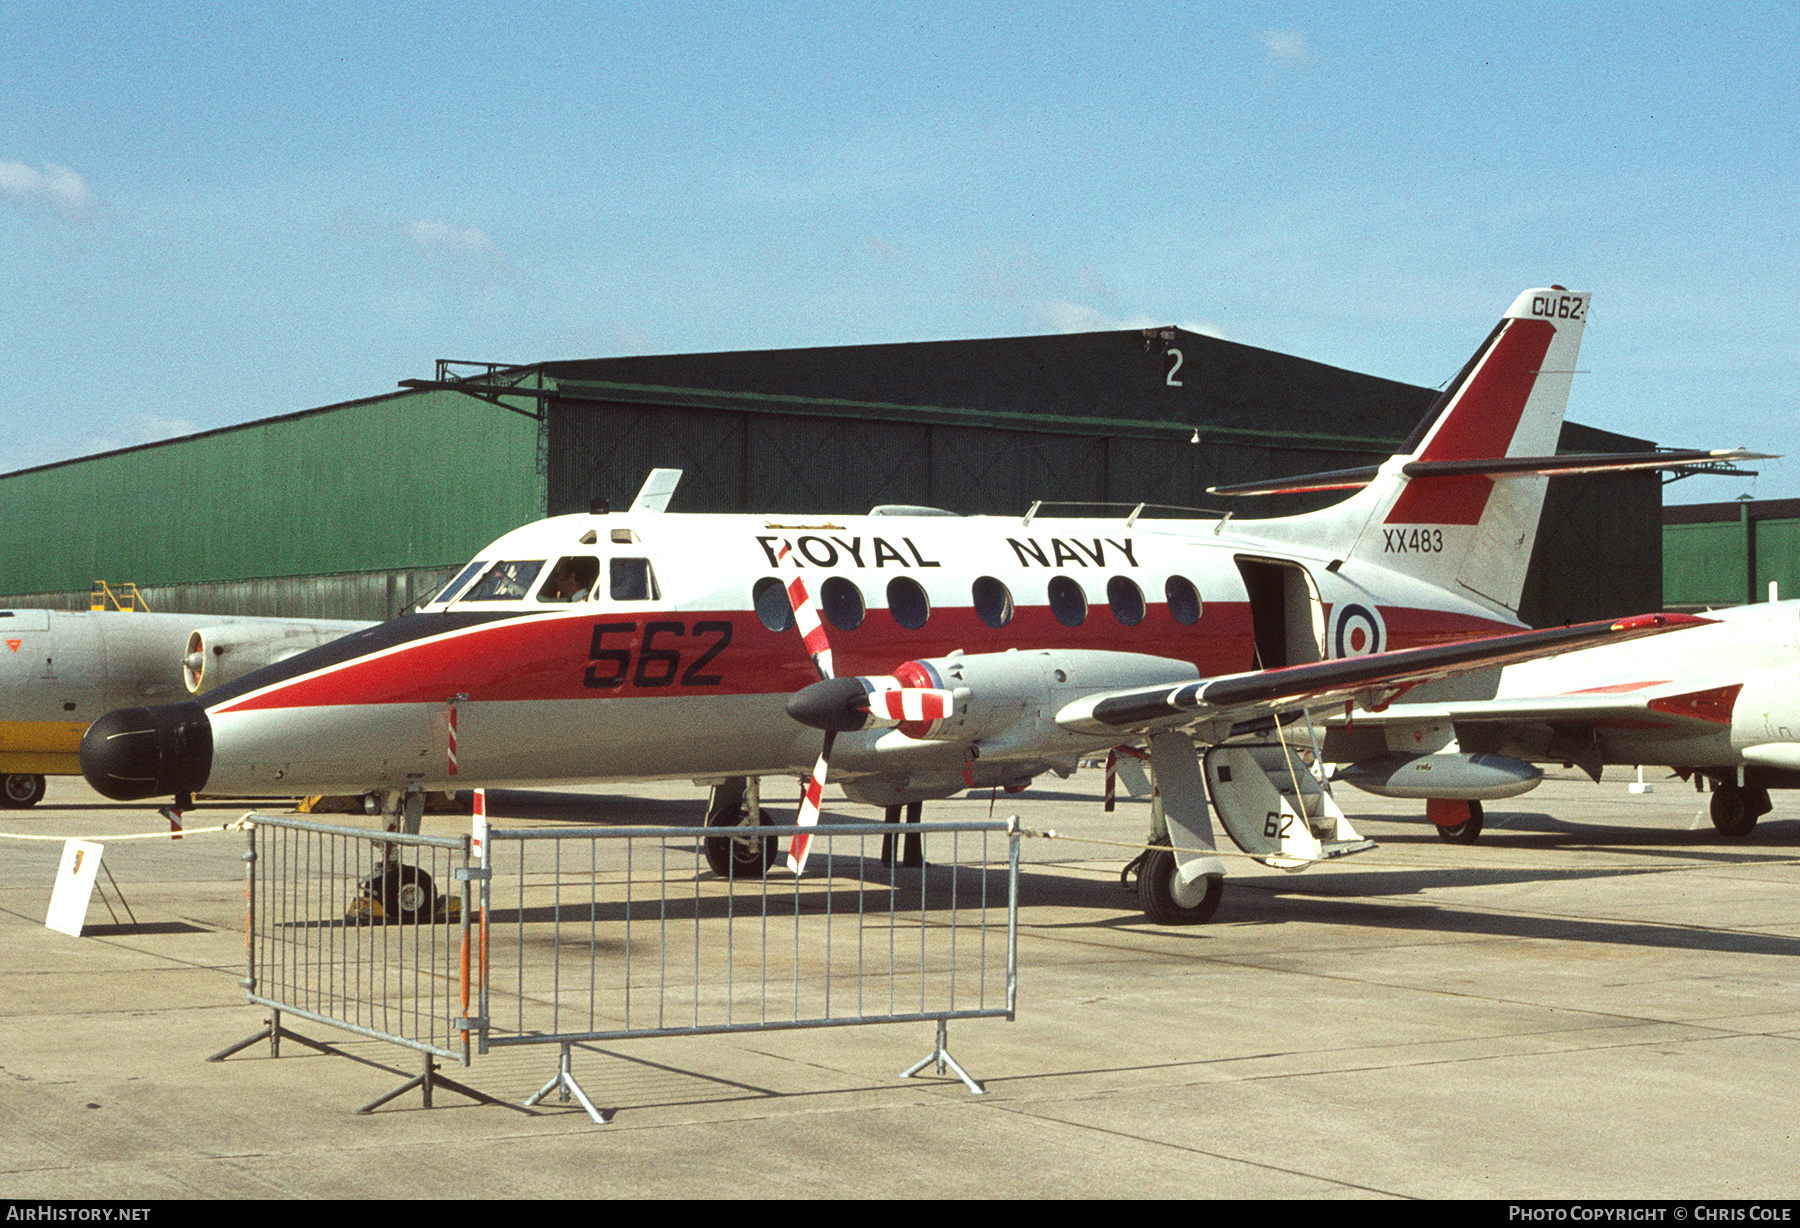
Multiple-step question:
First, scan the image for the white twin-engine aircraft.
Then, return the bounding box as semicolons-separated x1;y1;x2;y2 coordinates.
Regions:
1;609;371;808
1326;596;1800;843
80;288;1741;922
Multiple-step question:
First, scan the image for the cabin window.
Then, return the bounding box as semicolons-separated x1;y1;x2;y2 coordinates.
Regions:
537;556;600;603
1165;576;1202;625
753;577;793;632
820;576;865;630
1048;576;1087;627
886;576;931;630
461;560;544;602
432;559;487;605
1108;576;1146;626
610;558;660;601
972;576;1014;628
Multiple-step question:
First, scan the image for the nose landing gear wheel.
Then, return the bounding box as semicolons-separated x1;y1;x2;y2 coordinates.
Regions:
703;779;778;878
347;864;441;924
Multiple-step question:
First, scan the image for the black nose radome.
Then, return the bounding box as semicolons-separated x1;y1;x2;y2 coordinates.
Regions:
80;702;214;801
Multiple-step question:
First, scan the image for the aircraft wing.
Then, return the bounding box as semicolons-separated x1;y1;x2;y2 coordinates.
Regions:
1055;613;1711;737
1328;680;1744;732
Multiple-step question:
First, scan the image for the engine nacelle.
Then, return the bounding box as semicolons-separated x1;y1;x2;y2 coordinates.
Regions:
789;648;1199;763
887;648;1199;758
1334;751;1542;800
183;622;367;694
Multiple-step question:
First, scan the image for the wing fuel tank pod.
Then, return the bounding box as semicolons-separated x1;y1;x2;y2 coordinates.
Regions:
79;701;213;801
1334;752;1542;800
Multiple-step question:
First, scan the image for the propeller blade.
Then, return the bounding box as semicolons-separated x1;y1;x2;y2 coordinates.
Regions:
778;541;838;873
788;729;834;874
776;542;834;680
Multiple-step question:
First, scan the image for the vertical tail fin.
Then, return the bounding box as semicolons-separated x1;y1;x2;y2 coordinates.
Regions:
1245;287;1591;618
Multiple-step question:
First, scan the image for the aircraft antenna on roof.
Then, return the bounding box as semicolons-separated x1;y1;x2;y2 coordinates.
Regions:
629;469;684;514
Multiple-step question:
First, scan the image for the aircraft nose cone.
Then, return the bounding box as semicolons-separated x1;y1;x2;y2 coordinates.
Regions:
79;701;214;801
785;676;873;732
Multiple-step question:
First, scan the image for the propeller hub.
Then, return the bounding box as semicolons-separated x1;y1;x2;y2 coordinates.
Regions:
786;676;873;732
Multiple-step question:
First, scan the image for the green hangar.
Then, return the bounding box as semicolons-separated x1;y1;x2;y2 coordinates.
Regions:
0;325;1667;626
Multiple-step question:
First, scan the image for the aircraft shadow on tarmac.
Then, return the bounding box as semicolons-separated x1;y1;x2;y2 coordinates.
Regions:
271;846;1800;963
214;789;1800;961
1364;806;1800;845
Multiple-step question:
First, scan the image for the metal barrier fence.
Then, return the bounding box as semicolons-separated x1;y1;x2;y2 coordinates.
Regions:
211;815;479;1112
219;811;1019;1119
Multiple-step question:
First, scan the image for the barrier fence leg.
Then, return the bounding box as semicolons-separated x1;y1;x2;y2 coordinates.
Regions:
355;1052;491;1115
900;1018;985;1094
206;1008;337;1062
524;1042;611;1125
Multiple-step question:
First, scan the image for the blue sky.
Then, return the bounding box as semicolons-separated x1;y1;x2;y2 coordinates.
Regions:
3;2;1794;502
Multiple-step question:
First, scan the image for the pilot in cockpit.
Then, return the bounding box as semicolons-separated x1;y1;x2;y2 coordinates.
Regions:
541;557;599;603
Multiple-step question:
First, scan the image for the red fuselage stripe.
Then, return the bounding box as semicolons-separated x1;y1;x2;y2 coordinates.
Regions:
211;602;1518;714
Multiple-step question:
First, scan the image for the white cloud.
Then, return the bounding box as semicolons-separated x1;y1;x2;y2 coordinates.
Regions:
1260;27;1314;67
334;210;515;286
400;217;515;286
403;219;498;256
0;160;94;213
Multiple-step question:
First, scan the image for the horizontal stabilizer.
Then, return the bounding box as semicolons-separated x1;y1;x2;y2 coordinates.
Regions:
1209;449;1775;498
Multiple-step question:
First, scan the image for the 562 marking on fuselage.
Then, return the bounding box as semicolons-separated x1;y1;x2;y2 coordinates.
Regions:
584;620;733;689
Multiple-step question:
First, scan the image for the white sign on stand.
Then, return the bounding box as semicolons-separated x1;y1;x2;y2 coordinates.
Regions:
46;839;105;937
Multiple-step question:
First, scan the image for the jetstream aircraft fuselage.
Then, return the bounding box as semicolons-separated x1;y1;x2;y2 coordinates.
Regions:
81;286;1741;922
93;505;1527;802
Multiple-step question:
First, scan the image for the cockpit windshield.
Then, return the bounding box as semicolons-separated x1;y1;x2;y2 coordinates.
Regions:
458;560;545;602
429;559;488;606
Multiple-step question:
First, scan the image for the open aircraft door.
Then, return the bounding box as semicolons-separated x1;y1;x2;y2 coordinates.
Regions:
1203;744;1373;870
1234;557;1325;670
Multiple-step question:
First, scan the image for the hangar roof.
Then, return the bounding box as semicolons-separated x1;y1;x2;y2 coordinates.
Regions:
531;327;1439;452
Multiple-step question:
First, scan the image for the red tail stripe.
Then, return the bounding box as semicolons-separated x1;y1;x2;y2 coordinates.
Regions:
1386;318;1556;527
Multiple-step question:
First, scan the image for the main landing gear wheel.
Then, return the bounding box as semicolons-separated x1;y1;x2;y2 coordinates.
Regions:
1434;799;1485;845
703;781;779;878
1710;784;1769;838
1137;838;1222;925
1;774;46;808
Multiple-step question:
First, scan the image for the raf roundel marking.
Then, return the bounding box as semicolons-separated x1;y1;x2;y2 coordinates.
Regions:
1333;603;1385;659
